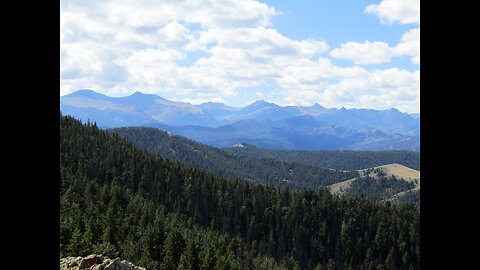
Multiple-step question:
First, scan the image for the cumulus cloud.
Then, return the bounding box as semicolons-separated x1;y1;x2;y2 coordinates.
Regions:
330;27;419;65
395;27;420;64
365;0;420;24
61;0;420;113
330;41;394;65
60;0;327;96
158;21;193;47
277;58;419;113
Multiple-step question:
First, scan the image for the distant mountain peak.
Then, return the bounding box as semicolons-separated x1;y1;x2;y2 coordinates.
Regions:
254;99;267;103
122;91;168;105
240;100;279;113
128;91;164;98
76;89;97;94
200;101;232;108
311;102;325;109
255;99;280;107
248;100;277;107
60;89;419;150
66;89;108;98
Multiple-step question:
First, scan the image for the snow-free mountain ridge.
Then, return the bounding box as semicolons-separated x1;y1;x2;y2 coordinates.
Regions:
60;90;420;151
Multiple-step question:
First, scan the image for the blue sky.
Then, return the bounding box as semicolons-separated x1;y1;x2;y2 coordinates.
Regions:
263;0;416;70
60;0;419;113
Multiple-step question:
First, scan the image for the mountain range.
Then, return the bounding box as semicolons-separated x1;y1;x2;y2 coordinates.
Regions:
60;89;420;151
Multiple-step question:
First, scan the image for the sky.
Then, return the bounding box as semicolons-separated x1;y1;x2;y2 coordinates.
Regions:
60;0;420;113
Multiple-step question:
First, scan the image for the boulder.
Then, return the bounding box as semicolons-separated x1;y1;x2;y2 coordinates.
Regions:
78;254;103;269
60;254;146;270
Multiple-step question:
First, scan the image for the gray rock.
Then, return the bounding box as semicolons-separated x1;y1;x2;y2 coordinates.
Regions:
60;254;145;270
68;256;83;267
104;257;121;270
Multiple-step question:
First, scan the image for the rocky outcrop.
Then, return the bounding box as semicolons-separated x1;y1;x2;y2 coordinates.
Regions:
60;254;146;270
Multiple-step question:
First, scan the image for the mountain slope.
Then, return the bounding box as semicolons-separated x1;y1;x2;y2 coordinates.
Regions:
316;107;419;135
60;115;420;269
61;90;420;151
328;164;420;203
110;126;358;189
60;89;222;127
148;116;419;151
225;144;420;170
365;163;420;181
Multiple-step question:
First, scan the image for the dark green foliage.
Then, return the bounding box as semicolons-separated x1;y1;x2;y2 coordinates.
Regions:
224;143;420;170
110;127;358;189
395;190;420;205
60;115;420;269
344;176;416;201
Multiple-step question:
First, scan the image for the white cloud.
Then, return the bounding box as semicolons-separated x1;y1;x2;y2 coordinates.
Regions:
61;0;327;97
330;41;394;65
61;0;420;113
365;0;420;25
172;97;227;105
395;27;420;64
330;27;419;65
159;21;193;47
277;58;419;112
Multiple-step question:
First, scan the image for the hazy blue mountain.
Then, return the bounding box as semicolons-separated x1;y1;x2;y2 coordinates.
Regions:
310;102;326;110
314;107;420;135
199;102;240;123
240;100;278;113
60;89;420;151
349;134;420;151
60;89;222;127
148;115;419;151
60;90;152;127
409;113;420;119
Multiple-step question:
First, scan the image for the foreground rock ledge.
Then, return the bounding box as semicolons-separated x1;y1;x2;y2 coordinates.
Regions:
60;254;146;270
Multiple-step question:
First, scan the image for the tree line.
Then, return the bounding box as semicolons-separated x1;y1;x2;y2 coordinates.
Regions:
110;127;358;189
224;144;420;171
344;176;417;202
61;115;420;269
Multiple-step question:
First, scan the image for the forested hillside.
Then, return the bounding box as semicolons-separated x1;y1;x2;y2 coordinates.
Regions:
224;144;420;170
394;190;420;204
61;115;420;269
110;127;358;189
329;166;420;204
344;176;417;201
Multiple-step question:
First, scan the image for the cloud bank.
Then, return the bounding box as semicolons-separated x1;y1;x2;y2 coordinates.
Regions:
61;0;420;113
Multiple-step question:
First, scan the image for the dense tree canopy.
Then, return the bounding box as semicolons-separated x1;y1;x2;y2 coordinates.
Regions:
110;127;358;189
344;176;417;202
61;115;420;269
224;144;420;171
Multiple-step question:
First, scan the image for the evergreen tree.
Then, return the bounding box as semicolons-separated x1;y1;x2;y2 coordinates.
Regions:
59;115;420;270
